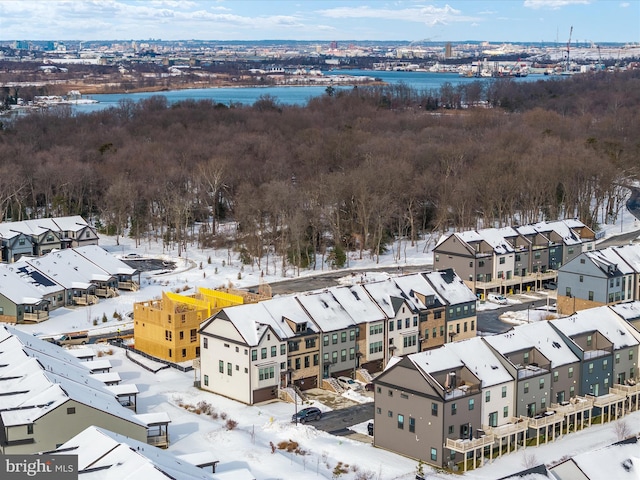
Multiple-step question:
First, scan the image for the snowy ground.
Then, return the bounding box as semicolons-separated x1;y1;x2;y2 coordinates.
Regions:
8;204;640;479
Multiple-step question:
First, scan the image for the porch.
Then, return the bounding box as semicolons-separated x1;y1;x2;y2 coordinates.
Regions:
525;411;565;446
611;381;640;412
73;294;99;306
446;434;495;473
23;310;49;323
482;417;529;457
135;412;171;449
549;396;594;432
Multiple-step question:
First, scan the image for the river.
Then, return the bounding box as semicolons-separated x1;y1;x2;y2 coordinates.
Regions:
72;70;542;114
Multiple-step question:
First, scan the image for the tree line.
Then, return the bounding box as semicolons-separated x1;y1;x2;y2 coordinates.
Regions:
0;70;638;272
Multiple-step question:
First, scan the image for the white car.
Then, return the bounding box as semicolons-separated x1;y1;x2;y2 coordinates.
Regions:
487;293;508;305
336;376;359;390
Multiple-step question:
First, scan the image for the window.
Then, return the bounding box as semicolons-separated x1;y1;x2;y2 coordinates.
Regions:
523;352;529;364
397;319;402;330
603;359;608;370
369;341;383;354
189;329;196;341
203;338;208;349
67;407;76;415
503;406;509;418
179;331;184;340
281;344;286;355
341;332;347;343
464;322;468;332
304;356;310;368
588;291;594;301
261;348;267;359
323;335;329;346
332;333;338;344
539;378;544;389
370;324;383;335
502;386;507;398
259;366;275;381
451;403;457;415
341;349;347;362
471;320;475;331
251;349;257;361
588;363;594;374
524;382;529;394
332;351;338;363
350;330;356;341
165;330;172;341
568;367;574;378
431;403;438;416
376;407;381;414
616;353;620;364
570;386;575;397
553;371;559;382
448;425;454;434
271;346;277;357
409;417;415;433
405;318;410;329
400;393;409;399
27;424;33;435
313;354;319;366
349;347;355;360
388;389;393;397
389;320;394;332
323;353;329;363
388;410;393;417
305;338;315;349
204;375;209;386
488;411;498;428
541;397;546;409
430;448;437;462
397;414;404;429
499;257;505;265
413;316;418;327
219;360;224;373
403;335;417;348
630;349;634;361
181;348;186;358
469;398;475;410
294;358;301;370
227;362;232;376
579;275;583;283
485;391;491;402
587;335;592;347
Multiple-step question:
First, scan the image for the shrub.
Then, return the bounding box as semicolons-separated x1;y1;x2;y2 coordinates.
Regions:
225;419;238;430
102;313;108;323
93;319;98;326
220;412;228;420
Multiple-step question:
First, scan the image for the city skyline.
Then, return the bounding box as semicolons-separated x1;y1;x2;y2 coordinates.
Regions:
0;0;638;44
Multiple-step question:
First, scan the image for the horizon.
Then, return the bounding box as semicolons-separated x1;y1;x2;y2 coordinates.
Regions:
0;1;638;44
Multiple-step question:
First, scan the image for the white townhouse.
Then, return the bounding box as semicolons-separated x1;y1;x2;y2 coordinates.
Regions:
447;337;515;431
329;284;387;373
363;279;422;363
199;303;288;404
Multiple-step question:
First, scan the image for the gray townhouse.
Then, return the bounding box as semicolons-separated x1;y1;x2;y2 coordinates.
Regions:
484;330;553;417
373;337;512;470
433;220;593;298
610;244;640;301
557;247;634;315
551;306;639;396
0;228;33;263
295;290;358;380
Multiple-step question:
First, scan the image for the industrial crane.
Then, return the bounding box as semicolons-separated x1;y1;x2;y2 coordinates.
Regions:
565;26;573;73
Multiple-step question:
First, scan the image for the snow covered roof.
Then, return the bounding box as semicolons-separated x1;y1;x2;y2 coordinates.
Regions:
49;215;93;233
221;303;282;346
478;228;515;254
552;307;640;350
423;269;477;304
392;273;444;309
51;426;214;480
611;244;640;273
21;252;100;289
0;220;50;237
549;437;640;480
484;322;580;368
0;326;144;427
610;301;640;321
585;248;634;275
260;295;318;333
0;265;46;304
532;220;582;246
296;290;356;332
75;245;137;275
3;261;63;296
330;284;386;325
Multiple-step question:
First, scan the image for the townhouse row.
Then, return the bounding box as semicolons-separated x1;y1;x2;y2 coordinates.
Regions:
198;269;477;404
0;245;139;323
373;303;640;471
557;243;640;314
0;215;98;262
434;219;596;297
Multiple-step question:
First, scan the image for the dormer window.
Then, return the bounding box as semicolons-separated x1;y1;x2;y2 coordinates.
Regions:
295;322;307;333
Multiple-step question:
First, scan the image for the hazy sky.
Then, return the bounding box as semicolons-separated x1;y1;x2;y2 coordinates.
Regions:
0;1;637;43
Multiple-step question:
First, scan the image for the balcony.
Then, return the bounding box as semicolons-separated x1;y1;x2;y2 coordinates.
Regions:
444;382;480;400
583;348;612;360
23;310;49;323
118;280;139;291
516;363;550;380
73;294;99;306
446;434;495;453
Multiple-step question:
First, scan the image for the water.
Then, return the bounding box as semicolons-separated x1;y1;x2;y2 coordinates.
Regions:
72;69;542;114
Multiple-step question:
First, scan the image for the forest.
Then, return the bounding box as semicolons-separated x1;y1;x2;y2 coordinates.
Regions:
0;70;638;273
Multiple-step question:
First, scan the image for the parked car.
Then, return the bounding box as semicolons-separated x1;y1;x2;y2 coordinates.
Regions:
336;376;359;390
364;383;375;392
543;281;557;290
292;407;322;424
56;331;89;346
487;293;508;305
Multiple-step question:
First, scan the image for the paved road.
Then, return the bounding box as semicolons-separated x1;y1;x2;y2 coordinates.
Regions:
477;298;552;335
308;403;374;436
